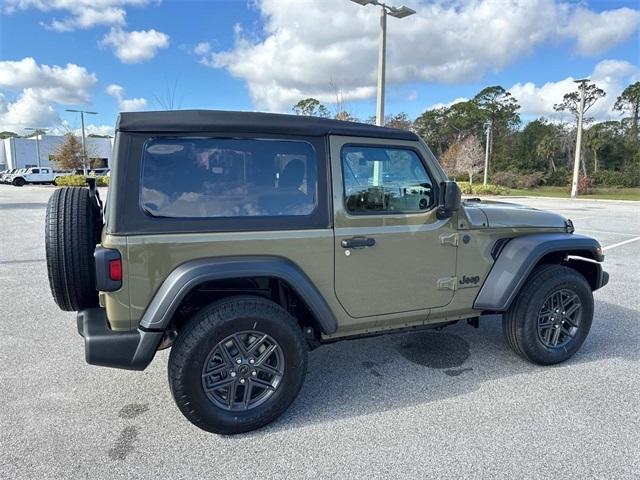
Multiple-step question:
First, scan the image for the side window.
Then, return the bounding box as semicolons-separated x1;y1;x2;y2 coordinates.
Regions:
341;146;435;214
31;168;39;174
140;137;318;218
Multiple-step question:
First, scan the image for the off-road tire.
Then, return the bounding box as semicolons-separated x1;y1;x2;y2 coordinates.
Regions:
503;264;593;365
12;177;26;187
169;295;307;434
45;187;102;311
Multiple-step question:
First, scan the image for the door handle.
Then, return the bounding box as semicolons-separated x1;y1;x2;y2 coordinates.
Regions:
341;237;376;248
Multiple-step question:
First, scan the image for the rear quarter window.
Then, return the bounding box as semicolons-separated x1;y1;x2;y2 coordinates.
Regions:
140;137;318;219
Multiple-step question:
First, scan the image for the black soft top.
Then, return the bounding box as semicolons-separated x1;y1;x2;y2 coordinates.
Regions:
117;109;418;141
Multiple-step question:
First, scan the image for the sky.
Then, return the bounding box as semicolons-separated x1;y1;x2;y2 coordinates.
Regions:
0;0;639;136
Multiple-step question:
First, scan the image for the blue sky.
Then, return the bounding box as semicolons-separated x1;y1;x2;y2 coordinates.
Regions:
0;0;639;135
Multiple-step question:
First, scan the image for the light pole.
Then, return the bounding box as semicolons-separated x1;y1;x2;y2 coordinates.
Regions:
66;109;97;175
350;0;416;126
570;79;589;199
24;128;47;168
483;120;492;185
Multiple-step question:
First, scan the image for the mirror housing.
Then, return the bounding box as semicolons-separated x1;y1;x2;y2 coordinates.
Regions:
437;181;462;220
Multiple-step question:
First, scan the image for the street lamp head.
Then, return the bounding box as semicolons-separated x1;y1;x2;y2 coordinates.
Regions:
350;0;377;5
387;5;416;18
574;78;590;84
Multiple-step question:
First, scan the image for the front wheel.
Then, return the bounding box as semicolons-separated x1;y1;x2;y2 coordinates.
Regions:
503;264;593;365
168;296;307;434
13;177;26;187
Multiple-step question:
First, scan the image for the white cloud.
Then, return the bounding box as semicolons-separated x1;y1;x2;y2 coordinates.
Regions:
194;42;211;56
0;57;97;104
204;0;640;111
509;59;640;122
106;84;147;111
559;7;640;56
100;27;170;63
81;124;115;137
0;57;98;133
4;0;151;32
426;97;469;111
0;90;60;132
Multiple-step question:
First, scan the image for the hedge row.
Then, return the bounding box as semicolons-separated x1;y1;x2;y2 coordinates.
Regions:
54;175;109;187
457;182;510;195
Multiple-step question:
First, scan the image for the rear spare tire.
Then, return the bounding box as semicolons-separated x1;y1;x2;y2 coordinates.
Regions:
45;187;102;311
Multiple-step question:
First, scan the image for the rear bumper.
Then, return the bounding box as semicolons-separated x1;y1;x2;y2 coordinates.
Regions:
76;308;163;370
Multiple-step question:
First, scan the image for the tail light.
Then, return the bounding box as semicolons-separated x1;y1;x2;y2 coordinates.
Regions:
95;246;122;291
108;258;122;282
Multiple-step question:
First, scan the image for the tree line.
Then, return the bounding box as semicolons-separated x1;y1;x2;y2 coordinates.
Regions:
292;81;640;189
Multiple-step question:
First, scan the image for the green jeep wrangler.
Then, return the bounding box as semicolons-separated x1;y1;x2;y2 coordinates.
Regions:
45;110;608;434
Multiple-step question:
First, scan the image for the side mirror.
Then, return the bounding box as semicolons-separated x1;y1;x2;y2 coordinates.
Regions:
437;181;462;220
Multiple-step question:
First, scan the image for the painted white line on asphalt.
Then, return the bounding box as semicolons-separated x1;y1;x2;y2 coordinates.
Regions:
602;236;640;251
580;229;640;237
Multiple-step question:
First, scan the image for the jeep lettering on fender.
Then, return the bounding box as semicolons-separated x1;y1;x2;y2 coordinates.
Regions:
459;275;481;287
44;110;609;434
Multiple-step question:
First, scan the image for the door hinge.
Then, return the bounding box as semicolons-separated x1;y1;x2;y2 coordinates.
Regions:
439;233;459;247
437;276;457;291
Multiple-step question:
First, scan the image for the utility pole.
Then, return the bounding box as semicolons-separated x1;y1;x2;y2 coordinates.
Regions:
65;109;97;175
376;6;387;127
24;128;47;168
483;121;491;185
350;1;416;126
571;79;588;199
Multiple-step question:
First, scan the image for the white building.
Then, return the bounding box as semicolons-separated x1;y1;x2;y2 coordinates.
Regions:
0;135;114;171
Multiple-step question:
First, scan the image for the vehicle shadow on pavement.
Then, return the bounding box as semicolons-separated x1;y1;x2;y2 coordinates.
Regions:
242;300;638;435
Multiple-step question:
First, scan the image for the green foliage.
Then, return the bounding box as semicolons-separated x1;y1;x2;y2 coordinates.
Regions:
0;131;18;139
492;171;546;189
456;182;510;195
292;98;330;117
614;81;640;143
293;79;640;189
545;168;571;187
553;82;606;120
55;175;109;187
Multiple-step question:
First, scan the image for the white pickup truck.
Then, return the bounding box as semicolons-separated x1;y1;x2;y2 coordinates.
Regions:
9;167;69;186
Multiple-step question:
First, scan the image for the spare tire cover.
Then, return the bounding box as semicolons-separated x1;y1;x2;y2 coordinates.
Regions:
45;187;102;311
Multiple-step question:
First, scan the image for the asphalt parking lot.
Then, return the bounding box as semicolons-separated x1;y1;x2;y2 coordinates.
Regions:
1;185;638;479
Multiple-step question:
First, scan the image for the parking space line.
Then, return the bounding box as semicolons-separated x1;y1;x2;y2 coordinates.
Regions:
602;236;640;251
579;229;640;237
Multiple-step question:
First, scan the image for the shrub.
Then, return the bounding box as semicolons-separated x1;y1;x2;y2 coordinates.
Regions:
492;170;545;189
456;182;509;195
54;175;109;187
491;171;521;188
54;175;88;186
546;168;571;187
578;175;595;195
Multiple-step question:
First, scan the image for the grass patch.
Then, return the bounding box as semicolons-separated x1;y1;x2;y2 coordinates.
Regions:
507;186;640;201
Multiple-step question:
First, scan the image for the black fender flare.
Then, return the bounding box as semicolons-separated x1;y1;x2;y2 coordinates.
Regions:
139;256;338;334
473;233;604;311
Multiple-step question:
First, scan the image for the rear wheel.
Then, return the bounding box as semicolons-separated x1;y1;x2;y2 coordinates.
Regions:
503;264;593;365
12;177;26;187
45;187;102;311
169;296;307;434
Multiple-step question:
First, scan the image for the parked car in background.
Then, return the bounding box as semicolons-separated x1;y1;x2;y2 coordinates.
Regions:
2;169;24;184
9;167;70;186
87;168;110;177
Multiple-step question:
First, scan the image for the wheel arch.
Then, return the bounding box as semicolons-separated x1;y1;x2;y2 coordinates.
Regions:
474;233;606;311
139;256;338;336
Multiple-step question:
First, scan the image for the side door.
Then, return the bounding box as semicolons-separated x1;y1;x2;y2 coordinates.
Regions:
331;136;457;321
27;168;39;182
